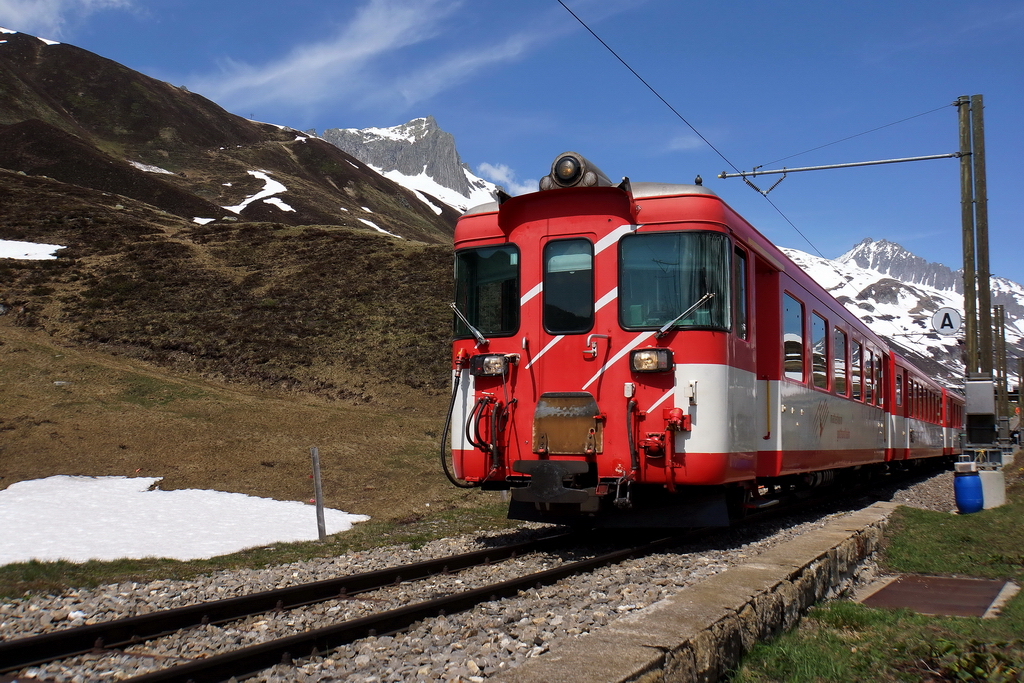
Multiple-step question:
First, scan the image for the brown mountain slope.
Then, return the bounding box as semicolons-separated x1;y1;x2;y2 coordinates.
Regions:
0;30;468;524
0;29;459;240
0;118;227;218
1;169;453;402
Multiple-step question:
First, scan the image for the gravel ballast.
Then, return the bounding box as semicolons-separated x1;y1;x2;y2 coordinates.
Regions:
2;469;958;682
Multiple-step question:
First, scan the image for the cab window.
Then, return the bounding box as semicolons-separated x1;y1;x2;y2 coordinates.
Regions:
453;245;519;337
619;231;730;331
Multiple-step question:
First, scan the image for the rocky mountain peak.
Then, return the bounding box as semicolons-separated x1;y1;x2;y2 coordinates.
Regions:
837;237;963;292
319;117;498;212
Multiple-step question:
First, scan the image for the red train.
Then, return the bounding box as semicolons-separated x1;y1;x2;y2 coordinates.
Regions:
442;152;963;526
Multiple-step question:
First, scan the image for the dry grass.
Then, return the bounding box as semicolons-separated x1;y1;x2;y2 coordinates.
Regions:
0;322;475;523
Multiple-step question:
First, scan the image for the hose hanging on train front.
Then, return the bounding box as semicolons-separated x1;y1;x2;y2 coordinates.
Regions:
440;368;479;489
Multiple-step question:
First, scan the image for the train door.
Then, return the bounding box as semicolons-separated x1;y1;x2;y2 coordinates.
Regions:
729;244;758;457
892;363;909;460
752;255;783;476
520;232;623;477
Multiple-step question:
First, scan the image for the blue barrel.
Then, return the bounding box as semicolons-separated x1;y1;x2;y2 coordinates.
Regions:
954;472;984;514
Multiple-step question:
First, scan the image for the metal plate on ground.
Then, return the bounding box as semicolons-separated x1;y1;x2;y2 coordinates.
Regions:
858;575;1019;618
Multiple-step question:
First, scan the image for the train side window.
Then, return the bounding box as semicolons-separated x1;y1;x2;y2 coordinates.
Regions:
733;247;748;340
876;362;884;407
864;349;874;404
543;238;593;334
832;328;848;396
895;373;903;407
851;341;862;400
812;313;828;390
783;293;804;382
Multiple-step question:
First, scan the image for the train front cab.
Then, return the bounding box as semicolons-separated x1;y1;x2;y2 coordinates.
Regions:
449;157;766;526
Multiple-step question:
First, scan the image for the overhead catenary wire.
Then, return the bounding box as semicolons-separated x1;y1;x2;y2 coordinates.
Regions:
760;104;953;168
555;0;741;176
554;1;927;344
555;0;826;260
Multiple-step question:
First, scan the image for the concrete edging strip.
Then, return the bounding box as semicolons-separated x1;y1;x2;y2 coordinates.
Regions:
494;501;900;683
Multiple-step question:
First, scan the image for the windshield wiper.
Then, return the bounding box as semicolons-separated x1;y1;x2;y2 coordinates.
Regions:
655;292;715;339
450;302;488;346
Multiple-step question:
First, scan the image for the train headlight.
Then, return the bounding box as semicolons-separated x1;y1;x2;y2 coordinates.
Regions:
470;354;513;376
554;155;582;185
630;348;673;373
539;151;612;190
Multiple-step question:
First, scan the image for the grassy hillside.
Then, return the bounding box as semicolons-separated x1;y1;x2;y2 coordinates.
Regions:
0;322;475;517
1;167;466;528
0;28;495;564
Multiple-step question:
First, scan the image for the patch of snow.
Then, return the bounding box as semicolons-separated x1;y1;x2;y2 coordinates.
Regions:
129;160;174;175
1;239;64;260
223;170;288;214
0;476;369;564
263;197;295;212
372;164;492;213
361;206;373;213
193;217;216;225
339;122;422;143
358;218;401;239
39;37;60;45
0;27;16;34
413;190;443;215
339;207;349;212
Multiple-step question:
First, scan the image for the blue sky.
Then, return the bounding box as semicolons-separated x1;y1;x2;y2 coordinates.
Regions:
2;0;1022;284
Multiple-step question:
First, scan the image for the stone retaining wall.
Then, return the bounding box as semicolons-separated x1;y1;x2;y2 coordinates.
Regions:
495;501;899;683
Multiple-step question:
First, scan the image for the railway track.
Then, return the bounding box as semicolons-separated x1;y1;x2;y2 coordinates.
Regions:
0;531;571;675
0;530;690;682
2;467;942;682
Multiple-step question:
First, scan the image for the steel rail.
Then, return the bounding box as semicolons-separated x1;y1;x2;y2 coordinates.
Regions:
0;532;571;673
121;533;689;683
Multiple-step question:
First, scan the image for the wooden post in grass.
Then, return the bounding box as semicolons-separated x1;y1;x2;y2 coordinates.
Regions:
310;447;326;540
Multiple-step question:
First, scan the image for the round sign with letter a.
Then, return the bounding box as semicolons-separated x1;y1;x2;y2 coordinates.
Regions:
931;307;962;336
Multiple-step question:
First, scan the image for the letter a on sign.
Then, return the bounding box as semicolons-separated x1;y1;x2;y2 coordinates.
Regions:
931;307;962;336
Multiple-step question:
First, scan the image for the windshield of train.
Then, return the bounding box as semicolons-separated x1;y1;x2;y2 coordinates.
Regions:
619;231;730;331
453;245;520;338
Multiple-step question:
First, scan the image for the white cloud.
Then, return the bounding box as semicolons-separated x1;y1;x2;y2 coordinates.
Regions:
477;162;536;196
667;133;704;151
0;0;132;38
391;31;535;107
389;2;638;109
188;0;463;114
186;0;637;121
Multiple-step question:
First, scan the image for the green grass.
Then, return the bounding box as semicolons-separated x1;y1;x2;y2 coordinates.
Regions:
0;495;517;600
115;372;209;407
730;465;1024;682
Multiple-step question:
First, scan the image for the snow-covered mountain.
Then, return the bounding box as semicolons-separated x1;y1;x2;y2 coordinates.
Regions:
318;116;499;213
782;239;1024;386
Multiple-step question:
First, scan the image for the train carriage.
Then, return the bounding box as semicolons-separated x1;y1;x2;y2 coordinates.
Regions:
443;152;963;526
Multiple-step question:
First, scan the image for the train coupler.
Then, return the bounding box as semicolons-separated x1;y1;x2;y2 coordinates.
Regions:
510;460;593;508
